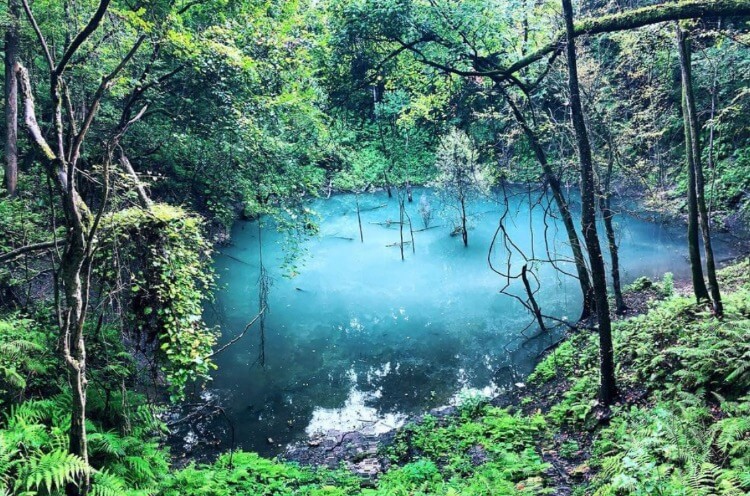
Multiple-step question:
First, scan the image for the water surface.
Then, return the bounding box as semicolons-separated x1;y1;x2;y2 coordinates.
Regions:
204;187;734;456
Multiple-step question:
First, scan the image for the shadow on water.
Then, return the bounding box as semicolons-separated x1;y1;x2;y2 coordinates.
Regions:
191;186;737;458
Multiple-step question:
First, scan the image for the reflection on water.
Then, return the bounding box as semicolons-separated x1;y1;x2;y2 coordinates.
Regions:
305;366;407;436
203;187;735;456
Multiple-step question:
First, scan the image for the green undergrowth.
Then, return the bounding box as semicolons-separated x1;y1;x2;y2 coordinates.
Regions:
1;260;750;494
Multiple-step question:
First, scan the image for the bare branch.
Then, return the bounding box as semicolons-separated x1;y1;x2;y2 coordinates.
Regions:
0;240;65;263
56;0;113;75
70;35;146;167
208;307;267;358
20;0;54;71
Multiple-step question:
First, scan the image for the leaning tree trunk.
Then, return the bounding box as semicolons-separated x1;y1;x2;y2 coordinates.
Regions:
597;140;626;314
4;0;20;197
562;0;617;406
500;89;595;320
677;25;723;316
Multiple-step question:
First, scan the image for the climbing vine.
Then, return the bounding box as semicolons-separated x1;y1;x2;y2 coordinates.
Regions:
99;204;217;399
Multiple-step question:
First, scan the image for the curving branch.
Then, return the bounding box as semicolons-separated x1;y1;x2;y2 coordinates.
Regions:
70;35;145;168
56;0;112;75
20;0;54;71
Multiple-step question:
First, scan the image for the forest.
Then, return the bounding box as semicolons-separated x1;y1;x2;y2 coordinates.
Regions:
1;0;750;494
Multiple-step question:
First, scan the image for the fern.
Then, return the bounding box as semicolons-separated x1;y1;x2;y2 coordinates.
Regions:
91;469;128;496
16;449;89;494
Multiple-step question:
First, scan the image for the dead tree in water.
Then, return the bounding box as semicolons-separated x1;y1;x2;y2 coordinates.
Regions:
355;194;364;243
256;222;270;368
434;128;487;247
488;184;583;337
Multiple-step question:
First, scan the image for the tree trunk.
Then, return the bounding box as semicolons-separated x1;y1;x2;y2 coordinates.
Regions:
598;189;625;314
61;214;90;496
4;0;20;197
460;194;468;247
500;88;595;320
562;0;617;406
597;138;626;314
522;264;547;332
676;25;711;305
16;63;92;496
677;25;723;316
399;195;405;260
356;194;364;243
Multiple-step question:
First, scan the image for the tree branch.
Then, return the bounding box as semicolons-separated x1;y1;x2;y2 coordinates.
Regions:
0;240;65;263
20;0;54;72
208;307;267;358
497;0;750;77
56;0;112;75
69;35;145;167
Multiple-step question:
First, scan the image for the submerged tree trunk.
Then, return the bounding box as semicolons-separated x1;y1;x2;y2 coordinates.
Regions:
500;88;594;320
355;193;364;243
460;193;468;247
677;25;723;316
4;0;20;196
562;0;617;406
399;195;405;260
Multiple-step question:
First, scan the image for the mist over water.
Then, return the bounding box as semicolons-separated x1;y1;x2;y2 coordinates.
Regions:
204;187;734;456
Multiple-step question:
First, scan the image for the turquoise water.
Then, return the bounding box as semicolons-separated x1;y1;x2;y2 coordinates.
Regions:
203;187;734;456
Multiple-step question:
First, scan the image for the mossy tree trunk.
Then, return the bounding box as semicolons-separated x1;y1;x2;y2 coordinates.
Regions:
677;24;723;316
562;0;617;406
4;0;20;197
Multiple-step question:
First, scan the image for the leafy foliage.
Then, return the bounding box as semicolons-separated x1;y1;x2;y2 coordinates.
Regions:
99;205;218;399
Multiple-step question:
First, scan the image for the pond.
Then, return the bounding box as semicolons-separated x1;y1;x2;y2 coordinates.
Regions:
202;187;736;456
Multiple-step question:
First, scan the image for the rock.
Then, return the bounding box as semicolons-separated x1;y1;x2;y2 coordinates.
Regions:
467;445;489;466
307;436;323;447
570;462;590;479
347;457;382;478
